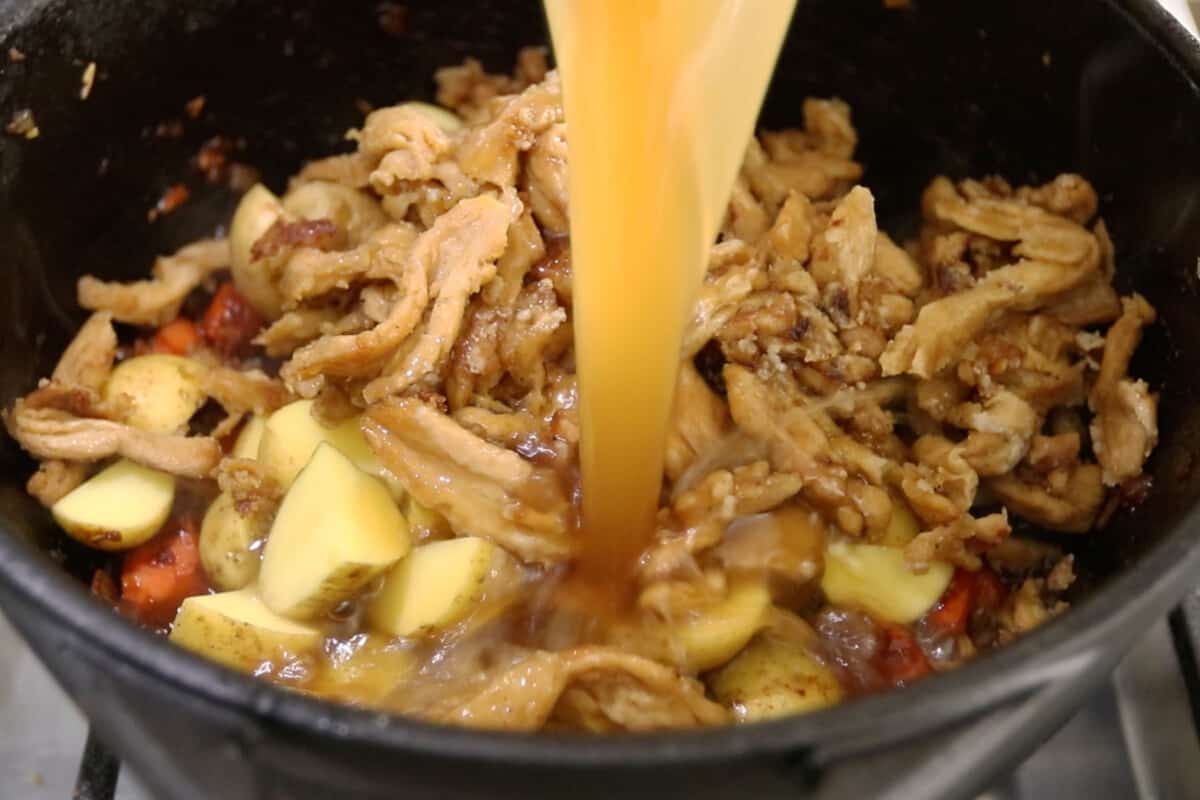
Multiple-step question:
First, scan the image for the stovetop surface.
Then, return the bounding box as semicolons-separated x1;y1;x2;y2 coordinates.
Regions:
2;611;150;800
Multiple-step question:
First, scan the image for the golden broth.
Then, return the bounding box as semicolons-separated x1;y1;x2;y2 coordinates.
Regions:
545;0;797;601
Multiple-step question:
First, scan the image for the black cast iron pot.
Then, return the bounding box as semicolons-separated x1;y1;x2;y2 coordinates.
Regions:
2;1;1200;798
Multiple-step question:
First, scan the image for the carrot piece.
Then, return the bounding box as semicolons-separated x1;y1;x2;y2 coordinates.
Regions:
878;624;931;685
201;282;262;358
120;517;208;627
928;570;973;635
151;317;200;355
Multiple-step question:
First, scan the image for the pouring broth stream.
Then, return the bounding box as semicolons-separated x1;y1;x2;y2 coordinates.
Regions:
545;0;797;604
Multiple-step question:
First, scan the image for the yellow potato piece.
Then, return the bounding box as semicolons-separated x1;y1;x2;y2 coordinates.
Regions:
399;101;463;132
260;443;411;620
674;579;771;672
51;459;174;551
199;491;262;591
229;183;288;319
257;399;388;490
103;354;207;434
709;634;844;722
878;494;921;547
368;537;506;637
170;588;322;672
820;540;953;624
231;415;267;460
401;494;452;540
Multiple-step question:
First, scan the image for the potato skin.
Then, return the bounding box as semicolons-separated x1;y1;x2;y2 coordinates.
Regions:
367;536;508;637
709;634;844;722
103;354;207;434
170;588;321;672
199;491;263;591
229;184;288;319
51;459;175;551
259;443;410;620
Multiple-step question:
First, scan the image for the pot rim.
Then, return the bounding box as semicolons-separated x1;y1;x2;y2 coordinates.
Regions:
1;0;1199;771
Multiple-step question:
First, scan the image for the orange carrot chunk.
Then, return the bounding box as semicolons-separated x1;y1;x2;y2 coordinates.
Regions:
878;624;931;685
150;317;200;355
928;570;973;636
120;517;208;627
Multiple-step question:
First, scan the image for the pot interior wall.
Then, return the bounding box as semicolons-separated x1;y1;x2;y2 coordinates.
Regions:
2;0;1199;619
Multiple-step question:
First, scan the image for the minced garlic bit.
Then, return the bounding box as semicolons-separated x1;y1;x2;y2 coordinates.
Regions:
80;61;97;100
8;47;26;63
5;108;39;139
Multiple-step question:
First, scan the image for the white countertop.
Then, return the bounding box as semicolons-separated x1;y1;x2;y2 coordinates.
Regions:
1163;0;1199;32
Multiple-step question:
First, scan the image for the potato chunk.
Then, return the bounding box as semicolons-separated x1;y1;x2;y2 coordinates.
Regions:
401;493;452;540
231;415;266;460
368;537;512;637
878;494;921;547
103;354;207;434
229;184;288;319
51;459;174;551
257;399;388;490
198;491;262;591
674;579;772;672
259;443;410;619
820;541;952;624
710;634;844;722
170;588;321;671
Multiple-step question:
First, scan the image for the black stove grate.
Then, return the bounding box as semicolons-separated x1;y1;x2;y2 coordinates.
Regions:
68;597;1200;800
1167;589;1200;738
73;731;120;800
